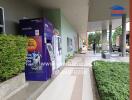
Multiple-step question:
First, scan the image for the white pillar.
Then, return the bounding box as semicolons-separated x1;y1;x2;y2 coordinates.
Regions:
121;14;126;56
102;29;108;51
109;21;112;53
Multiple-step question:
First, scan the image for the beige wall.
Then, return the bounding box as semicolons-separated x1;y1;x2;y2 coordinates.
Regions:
0;0;42;34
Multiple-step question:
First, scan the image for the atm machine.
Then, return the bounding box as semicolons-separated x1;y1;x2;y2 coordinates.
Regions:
19;18;55;81
52;35;62;69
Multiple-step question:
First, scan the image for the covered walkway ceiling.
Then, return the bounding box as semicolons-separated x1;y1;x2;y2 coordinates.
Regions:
88;0;129;32
27;0;129;37
89;0;129;21
88;18;130;32
27;0;89;39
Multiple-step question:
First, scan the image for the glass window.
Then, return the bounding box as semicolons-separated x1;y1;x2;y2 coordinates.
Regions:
0;7;5;34
0;8;3;25
67;37;73;52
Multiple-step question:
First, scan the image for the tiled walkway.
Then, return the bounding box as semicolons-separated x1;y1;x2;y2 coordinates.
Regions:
37;67;94;100
8;51;129;100
34;52;102;100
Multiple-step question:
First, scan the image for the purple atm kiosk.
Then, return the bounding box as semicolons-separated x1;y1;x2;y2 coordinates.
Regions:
19;18;54;81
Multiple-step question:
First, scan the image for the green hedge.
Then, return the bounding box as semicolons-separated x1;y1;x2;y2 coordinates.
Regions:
0;34;27;82
92;61;129;100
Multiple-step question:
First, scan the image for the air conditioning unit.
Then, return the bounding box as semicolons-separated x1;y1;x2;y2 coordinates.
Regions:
0;7;5;34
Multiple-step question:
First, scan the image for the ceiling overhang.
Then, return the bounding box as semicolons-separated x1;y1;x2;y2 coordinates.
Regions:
88;0;129;22
88;18;130;32
27;0;89;39
88;0;129;32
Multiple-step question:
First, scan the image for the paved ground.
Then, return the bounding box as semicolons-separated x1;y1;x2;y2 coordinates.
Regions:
8;51;129;100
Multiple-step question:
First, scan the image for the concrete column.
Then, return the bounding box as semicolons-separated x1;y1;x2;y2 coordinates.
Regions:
77;34;79;51
86;34;88;49
121;14;126;56
109;21;112;53
102;29;108;51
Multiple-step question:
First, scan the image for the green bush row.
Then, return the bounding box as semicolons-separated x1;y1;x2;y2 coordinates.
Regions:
92;60;129;100
0;34;27;82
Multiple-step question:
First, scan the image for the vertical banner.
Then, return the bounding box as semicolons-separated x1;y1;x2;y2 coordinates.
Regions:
25;36;49;81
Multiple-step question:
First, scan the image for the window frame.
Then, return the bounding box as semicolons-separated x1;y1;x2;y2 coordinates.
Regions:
0;7;5;34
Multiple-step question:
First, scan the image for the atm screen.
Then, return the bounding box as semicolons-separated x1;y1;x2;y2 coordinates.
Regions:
47;44;53;52
47;44;55;61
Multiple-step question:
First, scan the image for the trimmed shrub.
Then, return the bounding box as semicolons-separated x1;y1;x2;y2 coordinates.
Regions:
65;54;74;63
0;34;27;82
92;60;129;100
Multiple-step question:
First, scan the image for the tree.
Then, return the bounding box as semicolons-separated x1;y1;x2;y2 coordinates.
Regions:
88;33;94;45
88;32;101;46
94;32;101;45
112;26;122;44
